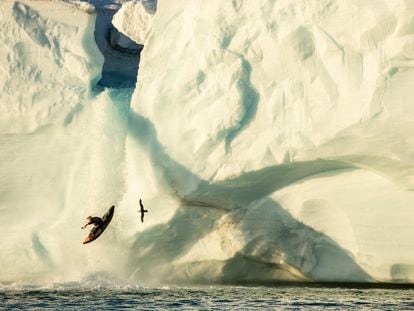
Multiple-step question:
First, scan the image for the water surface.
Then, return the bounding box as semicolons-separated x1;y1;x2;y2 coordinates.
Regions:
2;283;414;310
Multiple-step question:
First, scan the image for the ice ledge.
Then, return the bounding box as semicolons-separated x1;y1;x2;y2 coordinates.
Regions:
112;0;155;45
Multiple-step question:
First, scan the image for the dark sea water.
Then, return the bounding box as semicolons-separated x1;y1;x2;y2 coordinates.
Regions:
1;282;414;310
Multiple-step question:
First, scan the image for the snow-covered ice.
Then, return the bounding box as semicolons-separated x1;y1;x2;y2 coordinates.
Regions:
1;0;414;285
112;1;154;45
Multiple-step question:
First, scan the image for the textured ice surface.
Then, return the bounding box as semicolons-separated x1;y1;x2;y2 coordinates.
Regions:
0;0;126;282
1;0;414;285
112;1;154;45
128;0;414;283
0;0;102;133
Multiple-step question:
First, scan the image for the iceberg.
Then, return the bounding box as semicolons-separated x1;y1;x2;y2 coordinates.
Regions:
126;0;414;284
1;0;414;285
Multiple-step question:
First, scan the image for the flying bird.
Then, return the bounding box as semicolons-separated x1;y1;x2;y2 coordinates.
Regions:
139;198;148;223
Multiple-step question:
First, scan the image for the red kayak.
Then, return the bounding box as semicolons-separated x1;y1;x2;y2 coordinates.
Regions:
83;206;115;244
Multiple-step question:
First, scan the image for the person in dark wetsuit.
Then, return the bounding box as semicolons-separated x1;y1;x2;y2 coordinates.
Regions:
81;216;104;229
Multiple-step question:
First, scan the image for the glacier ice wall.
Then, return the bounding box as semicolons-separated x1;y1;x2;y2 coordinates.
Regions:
0;1;102;133
0;0;131;282
126;0;414;283
133;0;414;181
1;0;414;285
